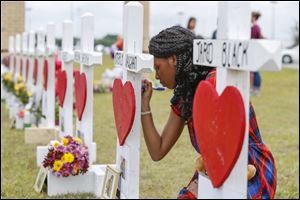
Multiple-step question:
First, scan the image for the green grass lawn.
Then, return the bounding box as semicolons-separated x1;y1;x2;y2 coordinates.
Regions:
1;56;299;198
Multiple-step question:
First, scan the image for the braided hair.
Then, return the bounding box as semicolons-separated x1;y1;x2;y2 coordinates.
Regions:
149;26;213;120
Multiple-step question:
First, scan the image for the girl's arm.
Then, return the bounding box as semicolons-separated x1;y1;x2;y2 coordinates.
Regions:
141;80;185;161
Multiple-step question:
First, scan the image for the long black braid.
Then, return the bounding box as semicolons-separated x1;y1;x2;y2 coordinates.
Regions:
149;26;213;120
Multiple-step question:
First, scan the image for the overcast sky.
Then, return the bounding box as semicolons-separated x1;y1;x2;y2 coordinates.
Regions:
25;1;299;46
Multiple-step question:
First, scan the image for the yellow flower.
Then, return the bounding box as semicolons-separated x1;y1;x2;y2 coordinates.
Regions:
53;160;63;172
50;140;60;147
4;73;12;81
27;90;32;97
73;137;82;144
18;83;25;89
62;138;69;146
53;141;60;147
17;76;23;83
61;153;75;163
14;84;20;92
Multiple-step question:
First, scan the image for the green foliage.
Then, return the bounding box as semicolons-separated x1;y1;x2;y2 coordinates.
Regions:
55;97;60;125
29;100;45;127
95;34;118;47
55;34;118;49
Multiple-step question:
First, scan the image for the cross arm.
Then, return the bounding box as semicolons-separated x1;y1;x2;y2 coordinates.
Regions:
193;39;282;72
74;50;102;66
114;50;154;74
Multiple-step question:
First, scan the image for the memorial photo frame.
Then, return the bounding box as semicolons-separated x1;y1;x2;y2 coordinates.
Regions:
34;167;48;193
101;165;120;199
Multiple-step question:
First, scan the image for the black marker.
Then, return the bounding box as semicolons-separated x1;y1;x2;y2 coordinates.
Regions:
142;84;165;92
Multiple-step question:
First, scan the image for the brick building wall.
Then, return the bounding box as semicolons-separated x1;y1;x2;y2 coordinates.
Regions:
1;1;25;54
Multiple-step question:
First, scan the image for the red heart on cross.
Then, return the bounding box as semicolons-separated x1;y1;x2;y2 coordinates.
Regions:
57;70;67;107
13;56;16;73
33;58;38;85
26;59;29;81
112;79;136;146
74;72;87;121
20;59;23;77
193;80;246;188
43;59;48;91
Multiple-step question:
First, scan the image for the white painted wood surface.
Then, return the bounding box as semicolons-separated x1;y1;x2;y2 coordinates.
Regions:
14;34;21;83
42;22;56;128
59;20;74;137
21;32;28;82
35;28;46;111
26;31;35;92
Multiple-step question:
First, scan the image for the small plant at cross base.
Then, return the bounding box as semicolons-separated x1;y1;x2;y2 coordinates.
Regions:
30;99;45;127
55;97;60;126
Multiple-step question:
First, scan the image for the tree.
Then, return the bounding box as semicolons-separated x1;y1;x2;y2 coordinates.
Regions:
95;34;118;47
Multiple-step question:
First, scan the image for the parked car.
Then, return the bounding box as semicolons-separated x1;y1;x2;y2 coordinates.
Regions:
282;45;299;64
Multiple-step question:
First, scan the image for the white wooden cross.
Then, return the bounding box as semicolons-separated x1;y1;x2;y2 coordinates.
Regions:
26;31;36;93
114;2;153;199
193;2;281;198
59;20;74;137
14;34;21;83
74;13;102;164
34;27;46;110
21;32;28;82
41;22;56;128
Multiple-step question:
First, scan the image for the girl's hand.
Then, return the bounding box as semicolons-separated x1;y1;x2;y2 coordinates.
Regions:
141;79;152;111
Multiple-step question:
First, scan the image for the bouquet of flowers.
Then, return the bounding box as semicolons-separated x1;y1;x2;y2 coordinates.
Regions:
43;135;89;177
2;72;14;93
13;75;32;105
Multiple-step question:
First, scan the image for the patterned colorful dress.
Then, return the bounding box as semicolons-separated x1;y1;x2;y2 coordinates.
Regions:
173;71;277;199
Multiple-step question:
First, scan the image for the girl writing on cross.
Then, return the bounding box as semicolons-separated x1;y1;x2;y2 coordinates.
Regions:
141;26;276;199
